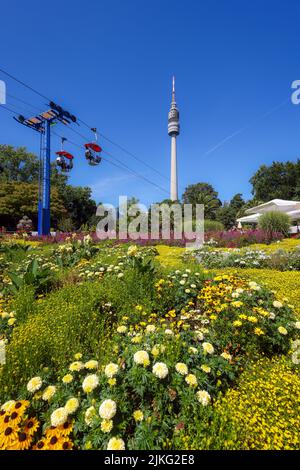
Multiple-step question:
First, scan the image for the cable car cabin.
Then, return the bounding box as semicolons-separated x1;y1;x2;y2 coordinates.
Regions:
56;151;74;172
84;142;102;166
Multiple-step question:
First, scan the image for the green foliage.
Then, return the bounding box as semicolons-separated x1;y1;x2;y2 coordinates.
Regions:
250;159;300;201
6;259;57;296
258;211;291;237
182;182;221;220
204;220;224;232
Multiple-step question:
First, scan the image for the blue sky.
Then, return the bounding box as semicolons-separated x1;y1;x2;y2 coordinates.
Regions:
1;0;300;206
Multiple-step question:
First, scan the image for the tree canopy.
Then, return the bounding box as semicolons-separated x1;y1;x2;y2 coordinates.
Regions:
182;182;221;220
250;160;300;202
0;145;97;230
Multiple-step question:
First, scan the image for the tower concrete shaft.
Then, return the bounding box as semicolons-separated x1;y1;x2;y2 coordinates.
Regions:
168;76;180;201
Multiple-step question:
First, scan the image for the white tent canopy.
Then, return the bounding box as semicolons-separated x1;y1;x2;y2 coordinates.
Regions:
237;199;300;230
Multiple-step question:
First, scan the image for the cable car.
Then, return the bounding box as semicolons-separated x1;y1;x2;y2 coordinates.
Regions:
84;128;102;166
56;138;74;172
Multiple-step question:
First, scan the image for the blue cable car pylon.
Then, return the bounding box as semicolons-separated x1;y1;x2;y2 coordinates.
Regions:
14;103;77;236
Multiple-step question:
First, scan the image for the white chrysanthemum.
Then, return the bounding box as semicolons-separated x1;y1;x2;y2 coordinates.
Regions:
104;363;119;378
195;330;204;341
152;362;169;379
292;339;300;350
202;342;214;354
292;350;300;365
65;397;79;414
107;437;125;450
175;363;188;376
69;361;84;372
85;360;98;370
51;407;68;427
27;376;43;393
221;352;232;361
99;399;117;420
273;301;283;308
133;350;150;366
189;347;198;355
196;390;211;406
117;325;127;334
82;374;99;393
85;406;96;426
165;329;174;336
1;400;16;412
278;326;288;335
295;321;300;329
146;324;156;333
42;385;56;401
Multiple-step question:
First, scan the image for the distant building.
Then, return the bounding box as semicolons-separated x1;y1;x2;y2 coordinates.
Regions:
168;76;180;201
237;199;300;233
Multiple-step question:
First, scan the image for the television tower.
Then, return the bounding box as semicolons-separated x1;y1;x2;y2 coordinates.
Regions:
168;76;180;201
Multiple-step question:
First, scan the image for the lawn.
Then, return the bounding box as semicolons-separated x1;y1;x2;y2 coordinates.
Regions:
0;238;299;450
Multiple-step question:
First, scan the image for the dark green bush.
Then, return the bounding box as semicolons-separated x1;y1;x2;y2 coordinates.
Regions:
258;211;291;238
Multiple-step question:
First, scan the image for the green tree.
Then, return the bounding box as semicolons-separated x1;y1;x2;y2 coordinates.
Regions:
60;186;97;230
0;182;66;229
258;211;291;238
250;160;300;201
182;183;221;220
216;193;246;229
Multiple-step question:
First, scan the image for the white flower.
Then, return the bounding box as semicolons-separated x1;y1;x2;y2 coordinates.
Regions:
27;376;42;393
273;301;283;309
65;397;79;414
291;339;300;350
107;437;125;450
104;363;119;378
195;330;204;341
175;363;188;375
189;347;198;355
196;390;211;406
202;342;214;354
85;406;97;426
269;312;276;320
51;407;68;427
117;273;124;278
146;324;156;333
291;350;300;365
99;399;117;420
295;321;300;329
82;374;99;393
133;350;150;366
165;329;174;336
152;362;169;379
1;400;16;412
179;280;185;285
42;385;56;401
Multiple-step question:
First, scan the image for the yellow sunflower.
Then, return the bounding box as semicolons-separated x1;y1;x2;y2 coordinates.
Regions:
0;426;18;450
24;417;40;436
8;431;32;450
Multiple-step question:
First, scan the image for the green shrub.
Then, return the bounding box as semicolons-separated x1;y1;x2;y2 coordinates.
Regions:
204;220;224;232
258;211;291;238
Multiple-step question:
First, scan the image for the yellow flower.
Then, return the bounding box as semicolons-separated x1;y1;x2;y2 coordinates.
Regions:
69;361;84;372
196;390;211;406
50;407;68;427
185;374;198;387
104;363;119;378
64;397;79;414
254;328;265;336
108;378;117;386
62;374;73;384
101;419;113;433
133;410;144;422
117;325;127;334
201;365;211;373
42;385;56;401
233;320;242;327
107;437;125;450
85;360;98;370
175;363;188;376
278;326;288;335
247;316;258;323
74;353;82;360
82;374;99;393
